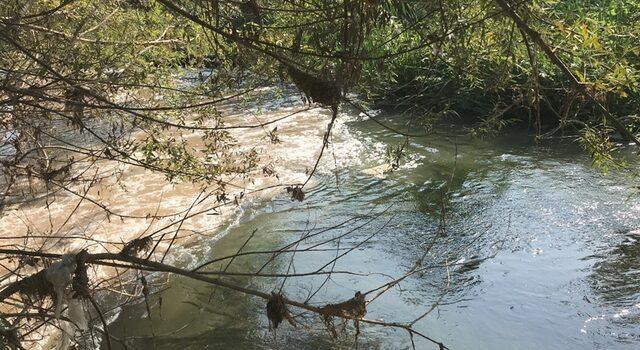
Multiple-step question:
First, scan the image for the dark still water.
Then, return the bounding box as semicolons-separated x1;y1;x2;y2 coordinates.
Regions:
105;111;640;350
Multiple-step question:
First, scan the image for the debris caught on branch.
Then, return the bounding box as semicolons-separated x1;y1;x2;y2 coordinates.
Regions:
57;318;75;350
268;126;280;143
266;292;295;330
120;236;153;257
216;192;229;203
45;254;77;319
41;163;72;183
262;164;277;177
284;64;341;108
286;186;305;202
17;255;39;268
141;275;153;318
71;250;90;299
0;269;53;303
0;248;448;349
67;298;88;331
319;291;367;338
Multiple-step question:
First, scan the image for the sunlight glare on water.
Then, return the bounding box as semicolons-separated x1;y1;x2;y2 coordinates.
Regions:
104;103;640;349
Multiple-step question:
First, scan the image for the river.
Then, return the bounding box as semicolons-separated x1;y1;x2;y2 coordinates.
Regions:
64;90;639;349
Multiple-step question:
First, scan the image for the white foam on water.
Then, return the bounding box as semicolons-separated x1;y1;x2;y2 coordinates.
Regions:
0;86;391;348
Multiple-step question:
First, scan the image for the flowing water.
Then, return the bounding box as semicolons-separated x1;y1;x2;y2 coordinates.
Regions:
95;96;640;350
6;85;635;349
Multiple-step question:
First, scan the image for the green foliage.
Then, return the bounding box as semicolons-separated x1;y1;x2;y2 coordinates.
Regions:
0;0;259;186
2;0;638;190
469;113;518;138
579;125;627;172
357;1;639;122
349;0;640;167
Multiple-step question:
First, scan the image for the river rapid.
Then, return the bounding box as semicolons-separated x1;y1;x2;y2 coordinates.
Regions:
3;86;638;349
100;89;640;349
